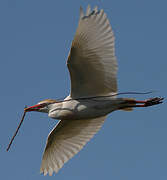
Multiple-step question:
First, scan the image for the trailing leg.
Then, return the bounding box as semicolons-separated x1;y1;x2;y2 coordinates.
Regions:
120;97;163;111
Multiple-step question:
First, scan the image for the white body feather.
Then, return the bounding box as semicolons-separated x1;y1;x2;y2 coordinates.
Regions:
48;96;125;120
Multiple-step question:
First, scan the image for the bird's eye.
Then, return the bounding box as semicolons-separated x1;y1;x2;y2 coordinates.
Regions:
38;103;47;108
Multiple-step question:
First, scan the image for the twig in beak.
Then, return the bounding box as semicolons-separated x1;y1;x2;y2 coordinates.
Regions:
6;110;27;151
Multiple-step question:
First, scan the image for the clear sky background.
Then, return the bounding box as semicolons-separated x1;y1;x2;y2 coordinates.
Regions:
0;0;167;179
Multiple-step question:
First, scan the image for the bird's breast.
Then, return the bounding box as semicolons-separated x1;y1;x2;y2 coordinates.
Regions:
48;98;121;120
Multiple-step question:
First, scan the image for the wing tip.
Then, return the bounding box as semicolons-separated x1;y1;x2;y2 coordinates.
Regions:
94;6;98;13
80;6;84;19
40;167;57;176
86;4;91;16
80;5;101;20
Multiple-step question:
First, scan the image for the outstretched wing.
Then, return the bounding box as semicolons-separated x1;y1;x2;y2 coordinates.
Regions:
67;5;117;98
40;116;106;176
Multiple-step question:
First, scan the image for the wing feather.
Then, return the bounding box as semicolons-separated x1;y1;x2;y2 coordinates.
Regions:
40;116;106;175
67;6;117;98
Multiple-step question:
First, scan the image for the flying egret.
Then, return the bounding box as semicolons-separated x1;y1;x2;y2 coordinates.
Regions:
14;5;163;176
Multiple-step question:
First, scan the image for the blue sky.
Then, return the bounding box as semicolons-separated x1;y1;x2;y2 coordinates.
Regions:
1;0;167;179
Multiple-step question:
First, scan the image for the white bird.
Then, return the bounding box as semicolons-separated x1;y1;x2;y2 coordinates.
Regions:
24;5;163;176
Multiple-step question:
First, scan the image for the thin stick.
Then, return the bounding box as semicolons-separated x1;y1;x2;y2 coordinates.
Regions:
6;111;27;151
52;91;154;104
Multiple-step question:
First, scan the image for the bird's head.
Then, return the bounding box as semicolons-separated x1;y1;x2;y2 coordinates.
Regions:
24;99;58;113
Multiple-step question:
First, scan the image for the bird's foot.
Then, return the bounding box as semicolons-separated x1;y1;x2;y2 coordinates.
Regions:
134;97;164;107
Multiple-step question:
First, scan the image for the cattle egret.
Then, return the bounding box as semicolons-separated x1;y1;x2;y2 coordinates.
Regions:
11;5;164;176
